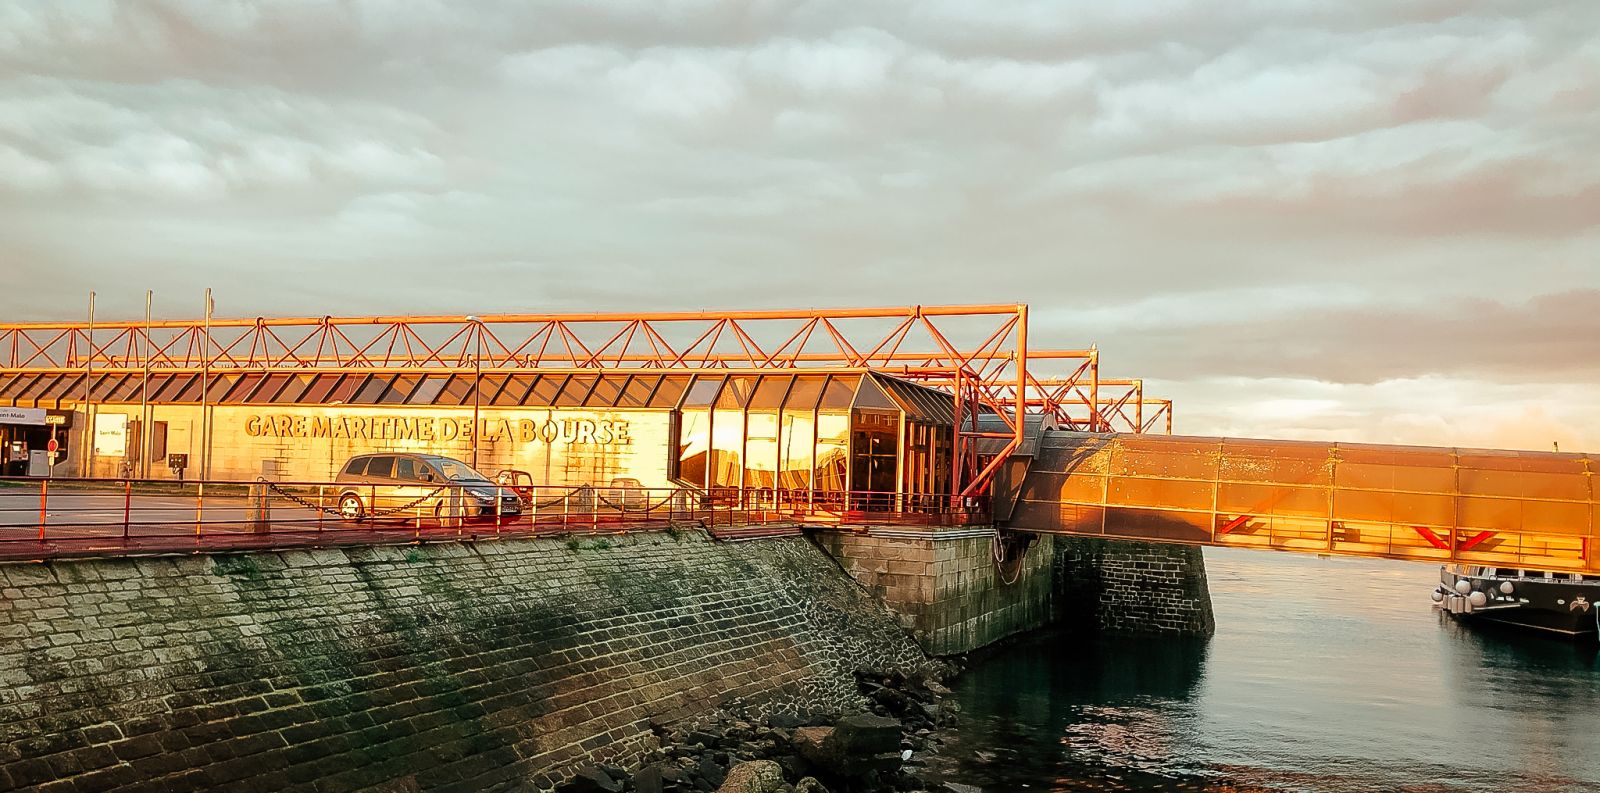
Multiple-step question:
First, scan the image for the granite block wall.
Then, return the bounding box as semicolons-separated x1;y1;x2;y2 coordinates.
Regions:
816;530;1054;655
0;531;927;793
1053;537;1215;636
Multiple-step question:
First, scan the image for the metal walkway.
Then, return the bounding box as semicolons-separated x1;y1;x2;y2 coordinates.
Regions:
1005;432;1598;574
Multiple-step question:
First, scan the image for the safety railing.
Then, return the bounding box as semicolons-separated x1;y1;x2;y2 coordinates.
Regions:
0;477;989;560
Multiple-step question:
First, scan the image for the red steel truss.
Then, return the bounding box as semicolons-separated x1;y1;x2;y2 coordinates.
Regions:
3;304;1168;497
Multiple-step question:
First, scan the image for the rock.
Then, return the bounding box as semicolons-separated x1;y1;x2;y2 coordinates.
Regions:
698;754;727;787
714;760;784;793
831;714;901;757
940;783;983;793
870;686;911;713
555;765;623;793
768;713;806;729
634;765;665;793
688;730;722;748
793;715;902;779
774;754;806;779
792;727;834;766
793;778;829;793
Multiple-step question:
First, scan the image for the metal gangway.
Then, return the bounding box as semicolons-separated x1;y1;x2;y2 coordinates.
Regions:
1004;432;1598;574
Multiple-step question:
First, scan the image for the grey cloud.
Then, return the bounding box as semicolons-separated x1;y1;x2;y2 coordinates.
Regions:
1;0;1596;440
1058;289;1600;385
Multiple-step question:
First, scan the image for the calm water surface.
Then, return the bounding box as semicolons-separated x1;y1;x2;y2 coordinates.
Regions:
935;548;1600;792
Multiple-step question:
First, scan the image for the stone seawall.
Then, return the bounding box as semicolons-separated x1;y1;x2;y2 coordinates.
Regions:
817;529;1054;655
0;531;927;792
1053;537;1215;636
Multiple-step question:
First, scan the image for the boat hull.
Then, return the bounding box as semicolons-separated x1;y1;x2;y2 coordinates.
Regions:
1434;566;1599;638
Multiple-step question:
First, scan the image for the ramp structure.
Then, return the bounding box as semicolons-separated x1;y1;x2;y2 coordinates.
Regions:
1007;432;1599;574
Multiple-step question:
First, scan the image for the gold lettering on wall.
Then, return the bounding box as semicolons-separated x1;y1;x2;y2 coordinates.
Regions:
242;412;632;448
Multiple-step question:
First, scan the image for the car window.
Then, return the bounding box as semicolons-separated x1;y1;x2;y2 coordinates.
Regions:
365;456;395;479
429;457;491;483
395;458;416;481
343;457;369;476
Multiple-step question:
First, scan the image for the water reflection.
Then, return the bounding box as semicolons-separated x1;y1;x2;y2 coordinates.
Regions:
938;548;1600;793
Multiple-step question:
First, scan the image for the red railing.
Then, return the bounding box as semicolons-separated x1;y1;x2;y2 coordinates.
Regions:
0;478;989;560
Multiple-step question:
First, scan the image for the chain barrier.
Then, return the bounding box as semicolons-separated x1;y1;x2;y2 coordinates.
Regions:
255;478;449;518
593;488;683;513
527;486;587;510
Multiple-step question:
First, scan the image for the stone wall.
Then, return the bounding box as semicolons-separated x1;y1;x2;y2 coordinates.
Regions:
0;531;927;793
1052;537;1215;636
816;529;1054;655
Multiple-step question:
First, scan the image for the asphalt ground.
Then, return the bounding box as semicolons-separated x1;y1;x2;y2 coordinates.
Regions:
0;481;795;559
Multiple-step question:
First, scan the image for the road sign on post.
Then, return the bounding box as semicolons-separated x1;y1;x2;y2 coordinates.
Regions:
46;438;58;454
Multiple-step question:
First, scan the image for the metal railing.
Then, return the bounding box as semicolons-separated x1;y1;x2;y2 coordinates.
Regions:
0;477;988;560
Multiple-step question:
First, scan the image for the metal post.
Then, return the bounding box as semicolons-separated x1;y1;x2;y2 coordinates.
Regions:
36;479;47;541
140;290;152;479
194;482;203;539
201;288;212;481
317;485;325;533
81;292;94;479
468;315;482;469
122;478;131;540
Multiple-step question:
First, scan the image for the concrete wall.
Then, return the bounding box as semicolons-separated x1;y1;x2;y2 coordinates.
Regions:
1053;537;1215;636
0;532;927;792
816;529;1054;655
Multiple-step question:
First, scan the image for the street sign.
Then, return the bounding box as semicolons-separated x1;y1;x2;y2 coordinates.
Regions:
44;414;66;426
46;439;59;453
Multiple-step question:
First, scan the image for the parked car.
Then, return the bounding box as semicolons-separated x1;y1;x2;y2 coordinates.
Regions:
599;477;648;511
334;453;522;522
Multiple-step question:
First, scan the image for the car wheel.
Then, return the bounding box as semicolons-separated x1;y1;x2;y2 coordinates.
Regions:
339;494;364;521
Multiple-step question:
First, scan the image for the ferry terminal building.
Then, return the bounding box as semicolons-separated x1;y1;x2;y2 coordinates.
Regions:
0;368;961;505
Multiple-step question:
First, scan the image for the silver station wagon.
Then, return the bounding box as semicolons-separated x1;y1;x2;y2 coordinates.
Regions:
333;452;522;522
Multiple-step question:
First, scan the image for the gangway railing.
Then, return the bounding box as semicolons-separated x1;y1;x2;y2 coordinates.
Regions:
0;478;986;560
1008;432;1599;574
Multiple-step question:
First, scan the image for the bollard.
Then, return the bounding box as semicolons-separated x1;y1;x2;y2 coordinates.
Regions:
37;479;47;542
249;482;271;534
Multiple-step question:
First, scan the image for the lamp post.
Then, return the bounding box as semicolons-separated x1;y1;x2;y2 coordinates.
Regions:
467;316;481;468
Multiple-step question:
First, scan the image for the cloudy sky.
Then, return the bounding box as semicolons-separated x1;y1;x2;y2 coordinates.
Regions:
2;0;1596;451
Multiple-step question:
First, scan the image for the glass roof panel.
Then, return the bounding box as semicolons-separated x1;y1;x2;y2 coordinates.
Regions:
18;373;62;401
716;376;759;409
585;374;628;407
649;375;691;408
146;373;192;402
249;373;294;403
527;374;567;406
818;374;857;410
347;374;392;405
783;376;827;411
682;375;724;407
437;374;475;406
748;375;792;409
324;373;369;404
619;374;661;407
109;374;149;402
555;373;599;406
271;373;316;404
89;373;127;402
41;373;85;404
406;375;451;405
0;374;33;401
299;373;343;404
852;376;898;411
492;374;537;406
380;375;423;404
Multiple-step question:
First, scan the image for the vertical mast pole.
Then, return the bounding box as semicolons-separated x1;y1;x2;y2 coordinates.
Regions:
140;290;152;478
82;292;94;478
